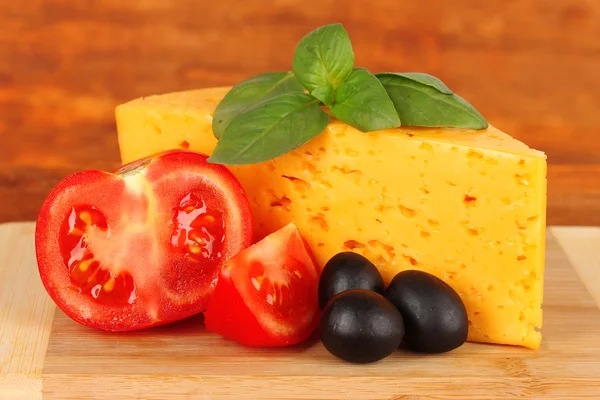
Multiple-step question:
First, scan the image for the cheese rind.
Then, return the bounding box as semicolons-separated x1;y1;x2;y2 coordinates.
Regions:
116;87;547;349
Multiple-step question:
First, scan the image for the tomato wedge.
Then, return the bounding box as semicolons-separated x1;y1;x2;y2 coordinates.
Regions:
35;150;252;331
204;223;320;347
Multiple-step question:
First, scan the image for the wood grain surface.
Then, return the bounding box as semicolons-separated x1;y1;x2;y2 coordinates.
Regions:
0;223;55;400
1;0;599;225
1;222;600;399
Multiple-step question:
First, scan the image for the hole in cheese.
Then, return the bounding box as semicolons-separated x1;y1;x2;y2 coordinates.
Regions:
281;175;310;195
343;240;366;250
331;165;363;180
427;219;440;227
310;214;329;232
269;196;292;210
419;142;433;153
398;204;417;218
445;271;458;280
467;149;484;159
344;148;359;157
514;172;531;186
402;254;419;266
464;194;478;205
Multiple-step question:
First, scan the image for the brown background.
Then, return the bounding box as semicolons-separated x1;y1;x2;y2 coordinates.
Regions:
1;0;599;225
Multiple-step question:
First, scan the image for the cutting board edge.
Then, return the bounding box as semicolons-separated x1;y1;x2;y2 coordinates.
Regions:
40;373;600;400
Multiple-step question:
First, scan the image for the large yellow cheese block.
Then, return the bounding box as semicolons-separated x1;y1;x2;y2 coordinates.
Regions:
116;87;547;349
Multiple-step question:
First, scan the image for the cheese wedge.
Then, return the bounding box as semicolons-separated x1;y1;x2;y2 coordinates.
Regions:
116;87;547;349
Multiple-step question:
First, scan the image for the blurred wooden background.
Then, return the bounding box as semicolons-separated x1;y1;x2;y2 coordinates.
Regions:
0;0;598;225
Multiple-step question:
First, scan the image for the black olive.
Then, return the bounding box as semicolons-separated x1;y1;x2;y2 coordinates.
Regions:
318;252;384;309
320;289;405;363
384;270;468;353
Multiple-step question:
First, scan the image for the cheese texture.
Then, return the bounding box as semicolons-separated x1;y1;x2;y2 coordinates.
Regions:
116;87;547;349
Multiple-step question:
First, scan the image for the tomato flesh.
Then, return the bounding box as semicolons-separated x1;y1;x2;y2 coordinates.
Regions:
205;223;320;347
59;205;137;307
242;255;317;332
36;150;253;331
165;191;226;294
170;192;225;261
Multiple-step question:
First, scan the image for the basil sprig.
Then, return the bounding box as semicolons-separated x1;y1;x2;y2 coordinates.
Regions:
331;68;399;132
210;93;329;165
376;72;488;129
292;23;354;106
212;72;305;139
210;24;488;165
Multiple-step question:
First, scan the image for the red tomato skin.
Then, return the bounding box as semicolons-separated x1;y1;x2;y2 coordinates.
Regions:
35;150;253;331
204;223;321;347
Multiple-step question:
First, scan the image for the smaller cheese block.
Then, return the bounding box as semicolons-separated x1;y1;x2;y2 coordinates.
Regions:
116;88;547;349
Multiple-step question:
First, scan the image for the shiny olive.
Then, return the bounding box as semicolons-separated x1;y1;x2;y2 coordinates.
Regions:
320;289;405;363
318;252;384;309
384;270;468;353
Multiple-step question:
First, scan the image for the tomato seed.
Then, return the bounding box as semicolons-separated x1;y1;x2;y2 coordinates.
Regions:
103;277;115;291
189;231;205;245
189;245;202;255
79;259;92;272
80;211;92;225
69;227;85;236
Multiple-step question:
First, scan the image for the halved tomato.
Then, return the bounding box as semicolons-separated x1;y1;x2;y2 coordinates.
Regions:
35;150;253;331
204;223;320;347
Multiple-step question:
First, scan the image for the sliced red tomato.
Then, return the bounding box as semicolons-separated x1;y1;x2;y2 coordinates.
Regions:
204;223;320;347
35;150;253;331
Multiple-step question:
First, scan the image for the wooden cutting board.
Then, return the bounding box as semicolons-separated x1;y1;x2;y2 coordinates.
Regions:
1;222;599;399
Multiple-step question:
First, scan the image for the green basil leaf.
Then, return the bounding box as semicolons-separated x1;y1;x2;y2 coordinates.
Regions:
378;72;453;94
212;72;304;139
330;68;400;132
208;93;329;165
376;73;488;129
292;23;354;106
